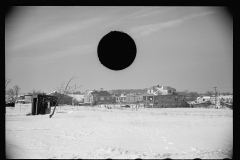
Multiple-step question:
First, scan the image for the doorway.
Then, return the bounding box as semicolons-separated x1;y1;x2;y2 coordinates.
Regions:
32;98;37;115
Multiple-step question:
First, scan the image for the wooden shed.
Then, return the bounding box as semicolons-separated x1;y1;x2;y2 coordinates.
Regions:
31;94;57;115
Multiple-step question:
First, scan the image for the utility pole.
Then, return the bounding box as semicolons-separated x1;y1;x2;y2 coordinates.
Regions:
214;87;217;109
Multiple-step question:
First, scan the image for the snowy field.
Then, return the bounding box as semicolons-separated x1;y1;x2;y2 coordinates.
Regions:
6;105;233;159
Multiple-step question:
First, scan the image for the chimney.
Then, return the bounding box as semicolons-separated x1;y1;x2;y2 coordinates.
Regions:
100;88;103;91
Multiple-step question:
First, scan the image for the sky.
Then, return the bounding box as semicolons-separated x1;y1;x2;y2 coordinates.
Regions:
5;6;233;94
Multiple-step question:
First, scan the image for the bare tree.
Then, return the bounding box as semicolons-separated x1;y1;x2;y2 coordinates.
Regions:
5;78;12;91
13;85;21;102
49;76;81;118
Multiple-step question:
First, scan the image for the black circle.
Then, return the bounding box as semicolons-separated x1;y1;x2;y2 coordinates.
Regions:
97;31;137;71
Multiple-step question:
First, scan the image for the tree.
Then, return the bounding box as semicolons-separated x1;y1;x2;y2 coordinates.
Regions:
28;89;42;96
187;91;199;101
13;85;21;102
6;88;14;103
49;76;81;118
220;91;232;96
205;91;214;96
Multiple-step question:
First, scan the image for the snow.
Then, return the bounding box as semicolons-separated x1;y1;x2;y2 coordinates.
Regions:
6;106;232;159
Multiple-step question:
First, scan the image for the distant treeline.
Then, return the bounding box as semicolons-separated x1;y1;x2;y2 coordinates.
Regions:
109;89;148;95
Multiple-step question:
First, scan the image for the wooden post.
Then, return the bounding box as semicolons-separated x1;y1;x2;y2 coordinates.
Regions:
153;96;154;108
35;97;38;115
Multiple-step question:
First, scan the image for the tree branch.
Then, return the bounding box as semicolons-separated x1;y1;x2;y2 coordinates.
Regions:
49;76;81;118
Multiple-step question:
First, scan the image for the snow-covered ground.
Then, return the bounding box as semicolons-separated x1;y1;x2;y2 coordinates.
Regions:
6;105;233;159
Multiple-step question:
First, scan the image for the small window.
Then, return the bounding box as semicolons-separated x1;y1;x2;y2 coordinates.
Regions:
100;97;104;100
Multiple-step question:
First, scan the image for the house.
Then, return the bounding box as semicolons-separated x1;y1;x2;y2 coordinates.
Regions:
141;85;177;102
93;90;114;104
83;90;94;105
141;85;187;108
148;85;177;95
15;94;32;104
119;93;127;103
154;93;187;108
84;89;114;105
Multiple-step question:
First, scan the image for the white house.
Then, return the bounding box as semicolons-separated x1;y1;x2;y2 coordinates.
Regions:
83;90;94;104
118;93;127;103
147;85;177;95
196;96;211;104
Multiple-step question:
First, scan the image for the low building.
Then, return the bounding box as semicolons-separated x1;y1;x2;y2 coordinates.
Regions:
126;94;138;103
